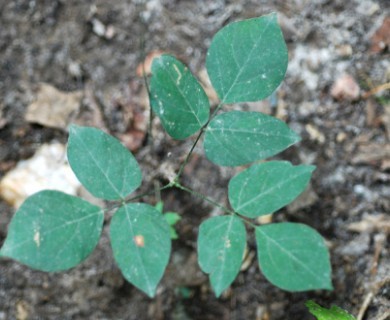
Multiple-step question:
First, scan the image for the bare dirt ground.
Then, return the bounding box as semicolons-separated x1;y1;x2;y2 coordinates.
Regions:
0;1;389;319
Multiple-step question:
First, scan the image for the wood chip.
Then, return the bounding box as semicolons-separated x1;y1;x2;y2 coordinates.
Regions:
350;143;390;168
347;214;390;233
25;83;82;130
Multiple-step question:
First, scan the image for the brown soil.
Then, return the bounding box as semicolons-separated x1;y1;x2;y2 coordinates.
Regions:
0;1;389;319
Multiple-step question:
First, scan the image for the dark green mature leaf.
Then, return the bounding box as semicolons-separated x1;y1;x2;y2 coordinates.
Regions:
110;203;171;297
229;161;315;218
206;13;288;103
0;190;104;271
150;54;210;139
306;300;357;320
256;223;332;291
198;215;246;297
204;111;300;166
67;125;142;200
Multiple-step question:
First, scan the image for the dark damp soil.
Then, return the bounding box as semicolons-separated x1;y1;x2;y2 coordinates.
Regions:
0;1;389;319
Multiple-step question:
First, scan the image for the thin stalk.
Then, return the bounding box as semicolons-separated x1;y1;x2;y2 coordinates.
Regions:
174;101;224;181
105;182;173;212
173;182;235;215
140;37;154;146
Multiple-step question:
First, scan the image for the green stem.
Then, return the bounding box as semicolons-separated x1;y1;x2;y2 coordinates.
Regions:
140;37;154;146
105;182;173;212
174;101;224;181
173;182;235;215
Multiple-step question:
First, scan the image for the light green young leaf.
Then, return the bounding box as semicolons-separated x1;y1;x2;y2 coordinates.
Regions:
164;212;181;226
154;201;164;213
206;13;288;103
164;213;181;240
255;223;332;291
110;203;171;298
204;111;300;166
0;190;104;271
67;125;142;200
229;161;315;218
150;54;210;139
198;215;246;297
306;300;356;320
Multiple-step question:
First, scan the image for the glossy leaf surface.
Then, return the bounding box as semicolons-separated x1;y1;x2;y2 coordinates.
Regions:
229;161;315;218
110;203;171;297
68;125;142;200
256;223;332;291
150;54;210;139
204;111;300;166
0;190;104;271
206;13;288;103
198;215;246;297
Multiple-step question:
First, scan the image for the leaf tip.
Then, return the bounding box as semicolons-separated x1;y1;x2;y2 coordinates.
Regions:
68;123;80;133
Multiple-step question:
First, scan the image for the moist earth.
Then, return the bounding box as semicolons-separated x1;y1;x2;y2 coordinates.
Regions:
0;1;389;319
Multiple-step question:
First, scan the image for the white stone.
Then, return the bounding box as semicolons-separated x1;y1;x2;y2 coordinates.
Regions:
0;143;81;208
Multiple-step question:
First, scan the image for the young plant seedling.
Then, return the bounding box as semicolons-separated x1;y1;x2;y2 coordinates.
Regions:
0;13;332;298
306;300;357;320
155;201;181;240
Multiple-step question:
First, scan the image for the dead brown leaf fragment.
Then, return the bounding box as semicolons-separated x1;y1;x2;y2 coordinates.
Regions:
330;74;360;101
136;51;164;77
370;17;390;53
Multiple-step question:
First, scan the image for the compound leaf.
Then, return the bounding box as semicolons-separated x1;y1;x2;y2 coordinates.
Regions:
206;13;288;103
204;111;300;166
306;300;357;320
229;161;315;218
150;54;209;139
0;190;104;271
255;223;332;291
110;203;171;298
68;125;142;200
198;215;246;297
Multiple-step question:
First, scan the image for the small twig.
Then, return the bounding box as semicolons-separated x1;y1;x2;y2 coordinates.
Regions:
357;292;374;320
362;82;390;99
174;101;224;181
357;234;387;320
173;182;235;215
376;310;390;320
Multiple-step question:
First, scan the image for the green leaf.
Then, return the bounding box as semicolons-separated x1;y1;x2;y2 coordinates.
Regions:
306;300;356;320
255;223;332;291
229;161;315;218
110;203;171;297
204;111;300;166
0;190;104;271
67;125;142;200
155;201;164;213
164;213;181;240
198;215;246;297
206;13;288;103
164;212;181;226
150;54;210;139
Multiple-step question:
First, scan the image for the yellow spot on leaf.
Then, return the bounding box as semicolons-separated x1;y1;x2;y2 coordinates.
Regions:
134;235;145;247
173;64;182;85
34;230;40;247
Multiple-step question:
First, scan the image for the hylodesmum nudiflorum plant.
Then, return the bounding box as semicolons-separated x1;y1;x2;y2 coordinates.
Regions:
0;13;332;298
